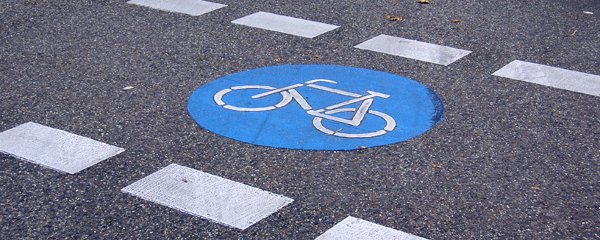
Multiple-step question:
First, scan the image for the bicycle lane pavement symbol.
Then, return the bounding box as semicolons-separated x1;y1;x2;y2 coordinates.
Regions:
187;65;443;150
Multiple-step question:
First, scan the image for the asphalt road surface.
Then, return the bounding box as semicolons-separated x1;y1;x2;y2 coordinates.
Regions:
1;0;600;239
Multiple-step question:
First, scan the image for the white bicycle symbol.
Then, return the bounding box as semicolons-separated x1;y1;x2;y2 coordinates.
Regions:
213;79;396;138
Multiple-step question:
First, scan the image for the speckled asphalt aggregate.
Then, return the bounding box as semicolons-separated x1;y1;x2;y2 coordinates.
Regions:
1;0;600;239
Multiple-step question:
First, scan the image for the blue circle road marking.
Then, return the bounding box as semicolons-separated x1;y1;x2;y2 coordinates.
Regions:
187;65;443;150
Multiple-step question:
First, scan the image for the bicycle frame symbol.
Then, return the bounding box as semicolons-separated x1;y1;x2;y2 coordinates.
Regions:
213;79;397;138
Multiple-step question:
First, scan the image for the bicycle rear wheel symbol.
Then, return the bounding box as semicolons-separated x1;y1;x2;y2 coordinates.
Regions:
213;79;396;138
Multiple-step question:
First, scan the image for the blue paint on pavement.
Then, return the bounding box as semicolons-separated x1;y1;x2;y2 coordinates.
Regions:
187;65;443;150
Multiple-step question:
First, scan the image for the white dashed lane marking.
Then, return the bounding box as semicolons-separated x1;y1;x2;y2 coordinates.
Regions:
0;122;125;174
127;0;226;16
493;60;600;97
231;12;340;38
315;216;428;240
121;163;294;230
354;34;472;66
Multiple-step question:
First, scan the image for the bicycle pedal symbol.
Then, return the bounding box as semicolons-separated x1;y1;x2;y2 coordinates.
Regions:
213;79;396;138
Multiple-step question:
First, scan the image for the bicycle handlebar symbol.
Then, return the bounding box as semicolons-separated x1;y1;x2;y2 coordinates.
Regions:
213;79;397;138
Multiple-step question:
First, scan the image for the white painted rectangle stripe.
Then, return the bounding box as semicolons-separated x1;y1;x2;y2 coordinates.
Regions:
315;216;428;240
121;163;294;230
231;12;340;38
493;60;600;96
354;34;471;66
0;122;125;174
127;0;226;16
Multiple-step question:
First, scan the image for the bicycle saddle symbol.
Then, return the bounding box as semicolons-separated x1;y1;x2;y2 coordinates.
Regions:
213;79;396;138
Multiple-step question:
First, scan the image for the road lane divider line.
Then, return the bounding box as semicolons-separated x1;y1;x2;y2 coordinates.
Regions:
231;11;340;38
0;122;125;174
121;163;294;230
315;216;428;240
354;34;471;66
493;60;600;96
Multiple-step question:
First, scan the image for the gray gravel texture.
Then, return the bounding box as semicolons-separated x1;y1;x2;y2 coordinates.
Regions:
1;0;600;239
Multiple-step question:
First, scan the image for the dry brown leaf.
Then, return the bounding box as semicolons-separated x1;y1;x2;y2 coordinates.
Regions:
532;187;541;191
432;164;442;168
418;0;430;4
565;30;577;37
359;146;367;149
452;19;460;23
313;55;321;59
384;15;404;21
275;57;282;61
